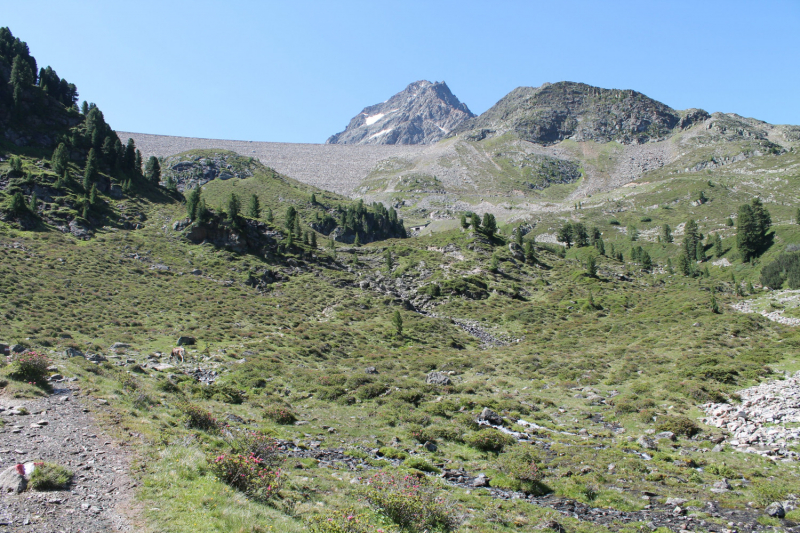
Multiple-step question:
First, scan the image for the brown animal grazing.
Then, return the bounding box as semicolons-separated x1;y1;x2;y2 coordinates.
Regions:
171;346;185;362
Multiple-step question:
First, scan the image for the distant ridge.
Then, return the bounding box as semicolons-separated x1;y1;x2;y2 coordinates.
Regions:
326;80;474;145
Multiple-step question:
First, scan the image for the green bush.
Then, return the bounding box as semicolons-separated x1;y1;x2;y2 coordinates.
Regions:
179;402;219;433
378;447;408;460
263;403;296;425
209;450;283;502
11;351;51;385
655;415;699;437
307;507;399;533
355;382;387;400
361;471;462;532
464;428;515;452
395;388;425;405
403;457;440;473
29;462;73;491
706;463;737;477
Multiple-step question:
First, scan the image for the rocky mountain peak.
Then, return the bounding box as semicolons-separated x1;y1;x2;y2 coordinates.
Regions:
326;80;474;145
452;81;709;145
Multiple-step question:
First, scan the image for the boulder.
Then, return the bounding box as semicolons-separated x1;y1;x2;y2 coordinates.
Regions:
713;478;731;491
11;344;25;353
109;184;123;199
423;441;437;452
85;353;107;363
425;371;451;386
476;407;503;426
470;473;489;487
0;463;36;494
765;502;786;518
110;342;130;350
64;347;84;358
637;435;657;450
177;336;196;346
364;366;379;375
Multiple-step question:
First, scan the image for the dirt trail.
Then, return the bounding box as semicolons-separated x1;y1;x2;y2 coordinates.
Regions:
0;386;139;532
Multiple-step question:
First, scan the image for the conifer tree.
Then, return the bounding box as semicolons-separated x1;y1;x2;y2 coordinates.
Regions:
51;143;69;176
310;232;317;249
29;191;38;213
524;241;535;263
662;224;673;243
197;198;210;223
145;156;161;184
303;231;309;245
310;193;317;205
695;240;704;262
266;207;273;223
83;148;98;190
483;213;497;238
628;225;638;241
134;150;142;175
490;253;499;272
470;212;481;229
354;233;361;247
187;187;202;221
227;193;240;219
595;237;605;256
9;191;26;214
460;213;469;229
285;206;297;230
714;234;723;257
247;194;260;219
391;310;403;337
125;139;136;172
557;223;573;248
515;228;523;246
89;184;98;206
586;255;597;277
385;249;393;270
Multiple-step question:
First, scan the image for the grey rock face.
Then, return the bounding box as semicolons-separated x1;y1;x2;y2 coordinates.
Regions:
765;502;785;518
425;371;451;386
63;347;84;358
327;80;474;145
453;81;698;145
476;407;503;426
177;336;196;346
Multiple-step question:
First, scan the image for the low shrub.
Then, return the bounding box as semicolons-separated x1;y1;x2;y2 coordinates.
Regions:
496;444;551;495
355;382;387;400
403;457;440;474
209;452;283;503
378;447;408;460
29;462;73;491
11;351;50;385
464;428;515;452
655;415;699;437
179;402;219;432
361;471;462;532
395;388;425;406
264;403;296;425
706;463;737;477
307;507;399;533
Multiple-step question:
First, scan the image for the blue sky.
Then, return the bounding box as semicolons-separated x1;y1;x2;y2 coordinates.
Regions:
5;1;799;143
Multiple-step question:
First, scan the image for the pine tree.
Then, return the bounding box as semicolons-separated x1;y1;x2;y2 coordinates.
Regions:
595;238;605;256
695;240;704;262
714;234;723;258
726;217;734;227
490;253;499;272
89;184;98;206
266;207;273;223
667;258;674;274
710;290;720;314
51;143;69;176
9;156;23;173
482;213;497;238
310;193;317;205
470;212;481;230
586;255;597;277
197;198;210;223
134;150;143;176
354;233;361;247
557;222;573;248
145;156;161;184
287;231;294;248
662;224;673;243
460;213;469;230
246;194;260;219
303;231;309;245
310;232;317;249
187;187;202;221
285;206;297;230
83;148;98;190
385;249;393;270
391;310;403;337
572;222;589;247
294;215;302;237
125;139;136;172
227;193;240;219
81;101;89;115
329;236;336;259
28;191;38;213
515;228;523;246
9;54;34;106
628;225;638;241
641;250;652;271
683;219;701;259
524;241;535;263
677;254;690;276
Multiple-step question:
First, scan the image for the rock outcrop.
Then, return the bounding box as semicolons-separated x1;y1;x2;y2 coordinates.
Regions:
327;80;474;145
452;81;708;145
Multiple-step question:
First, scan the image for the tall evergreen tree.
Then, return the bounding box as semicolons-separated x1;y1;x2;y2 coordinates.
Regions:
662;223;673;243
482;213;497;238
51;142;69;176
714;234;723;258
125;139;136;172
227;193;240;219
385;249;393;270
683;219;702;259
246;194;260;219
266;207;273;223
515;228;523;246
310;232;317;249
737;204;758;261
144;156;161;183
572;222;589;247
391;310;403;337
89;184;98;206
557;222;573;248
470;212;481;229
83;148;98;190
186;187;202;221
285;206;297;230
460;213;469;230
524;241;535;263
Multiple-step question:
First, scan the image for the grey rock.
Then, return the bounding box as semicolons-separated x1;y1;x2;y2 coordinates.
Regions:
110;342;130;350
85;353;107;363
423;441;437;452
713;478;732;491
177;336;196;346
11;344;25;353
68;219;92;239
64;347;83;358
425;371;451;386
476;407;503;426
225;414;246;424
637;435;657;450
327;80;474;146
109;184;123;199
470;473;489;487
152;363;175;372
655;431;675;441
765;502;785;518
364;366;379;375
0;462;35;494
666;497;687;506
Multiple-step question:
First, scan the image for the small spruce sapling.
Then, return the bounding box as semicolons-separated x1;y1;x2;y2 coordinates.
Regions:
710;289;720;314
385;249;393;270
391;310;403;337
524;242;535;263
310;232;317;249
490;253;499;272
247;194;260;219
586;255;597;277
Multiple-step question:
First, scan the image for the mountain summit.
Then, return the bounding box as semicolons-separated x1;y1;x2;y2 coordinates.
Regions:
452;81;709;145
326;80;474;145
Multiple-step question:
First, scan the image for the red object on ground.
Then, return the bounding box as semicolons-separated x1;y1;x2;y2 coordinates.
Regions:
15;464;25;476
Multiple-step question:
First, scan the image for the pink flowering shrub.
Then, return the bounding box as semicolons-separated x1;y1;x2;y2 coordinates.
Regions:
361;471;462;532
211;430;284;502
12;350;50;385
307;507;398;533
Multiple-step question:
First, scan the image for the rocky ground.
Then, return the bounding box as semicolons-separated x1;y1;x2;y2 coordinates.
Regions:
0;386;138;532
702;371;800;460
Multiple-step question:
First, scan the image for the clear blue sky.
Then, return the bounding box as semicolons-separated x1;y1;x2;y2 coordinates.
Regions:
5;1;799;143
